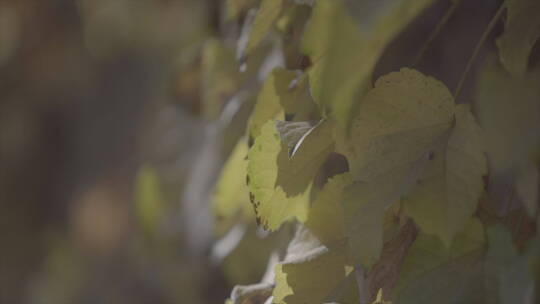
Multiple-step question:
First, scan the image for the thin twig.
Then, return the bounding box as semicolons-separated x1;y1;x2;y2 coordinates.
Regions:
454;3;505;100
412;0;463;67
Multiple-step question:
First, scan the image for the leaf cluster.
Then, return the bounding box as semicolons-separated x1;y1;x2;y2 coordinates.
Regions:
209;0;540;303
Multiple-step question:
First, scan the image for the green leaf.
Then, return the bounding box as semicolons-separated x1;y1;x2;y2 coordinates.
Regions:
496;0;540;76
301;0;436;127
371;289;391;304
474;62;540;216
336;67;456;265
342;152;430;270
221;225;281;286
281;73;319;122
301;0;366;125
325;270;362;304
247;121;310;230
247;119;334;230
394;251;484;304
212;138;253;236
247;68;305;141
340;68;486;245
394;224;537;304
273;228;356;304
394;218;485;299
226;0;257;21
403;103;487;245
305;173;352;246
246;0;284;56
338;68;455;179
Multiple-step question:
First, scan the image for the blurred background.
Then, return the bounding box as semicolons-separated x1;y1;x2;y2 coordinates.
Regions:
0;0;231;303
0;0;525;303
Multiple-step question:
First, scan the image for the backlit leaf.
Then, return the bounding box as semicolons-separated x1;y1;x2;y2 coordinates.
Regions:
226;0;257;21
247;119;334;230
341;68;485;245
247;68;307;141
212;138;253;236
337;67;456;262
342;152;430;269
305;173;352;246
301;0;436;127
338;68;454;179
246;0;284;56
371;289;391;304
403;103;487;245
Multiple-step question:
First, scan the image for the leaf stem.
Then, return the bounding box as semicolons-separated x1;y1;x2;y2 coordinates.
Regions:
412;0;462;67
454;2;505;100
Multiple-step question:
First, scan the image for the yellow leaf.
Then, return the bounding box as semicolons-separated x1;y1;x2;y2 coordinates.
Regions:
247;120;334;230
302;0;436;127
247;68;299;141
212;138;253;236
226;0;257;21
273;228;355;304
305;173;352;246
342;68;486;246
371;288;391;304
246;0;284;55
